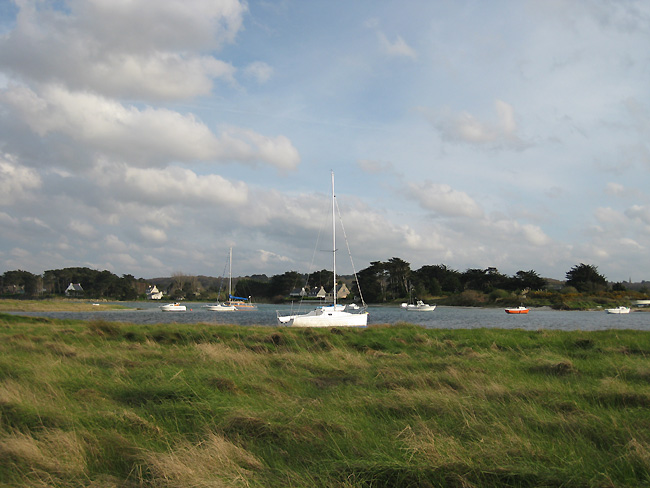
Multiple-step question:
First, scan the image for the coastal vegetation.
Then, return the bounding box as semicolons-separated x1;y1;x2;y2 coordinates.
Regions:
1;314;649;487
2;262;648;310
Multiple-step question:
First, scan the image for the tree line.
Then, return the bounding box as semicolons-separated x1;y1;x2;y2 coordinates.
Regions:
0;261;629;302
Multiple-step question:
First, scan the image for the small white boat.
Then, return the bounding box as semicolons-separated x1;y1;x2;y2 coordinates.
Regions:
204;303;236;312
160;303;186;312
505;306;529;314
605;306;630;314
401;300;436;312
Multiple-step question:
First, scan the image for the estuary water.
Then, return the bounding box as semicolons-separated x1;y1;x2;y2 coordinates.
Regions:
8;302;650;331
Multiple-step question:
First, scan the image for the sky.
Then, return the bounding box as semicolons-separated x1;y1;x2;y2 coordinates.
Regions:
1;0;649;283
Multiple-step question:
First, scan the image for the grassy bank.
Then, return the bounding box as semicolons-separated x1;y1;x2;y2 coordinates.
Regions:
0;299;130;312
1;314;649;487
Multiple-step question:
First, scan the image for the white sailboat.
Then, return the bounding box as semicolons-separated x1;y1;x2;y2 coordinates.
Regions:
224;247;257;310
205;247;252;311
277;172;368;327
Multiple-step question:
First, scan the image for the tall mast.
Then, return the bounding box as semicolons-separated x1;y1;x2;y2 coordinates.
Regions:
229;247;232;298
331;171;336;307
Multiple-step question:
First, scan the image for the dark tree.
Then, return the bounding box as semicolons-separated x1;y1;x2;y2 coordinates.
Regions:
269;271;304;297
385;257;411;298
511;270;547;291
2;270;39;297
565;263;607;292
307;269;334;290
356;261;388;303
234;278;270;300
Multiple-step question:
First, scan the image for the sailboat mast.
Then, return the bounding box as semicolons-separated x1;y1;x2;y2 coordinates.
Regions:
229;247;232;298
331;171;336;307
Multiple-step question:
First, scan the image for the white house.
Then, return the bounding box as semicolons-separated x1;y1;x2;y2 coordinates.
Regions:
310;286;327;298
146;285;163;300
65;283;84;297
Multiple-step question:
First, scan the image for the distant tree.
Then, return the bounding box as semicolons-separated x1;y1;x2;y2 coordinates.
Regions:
234;278;270;300
269;271;304;297
356;261;388;303
462;268;490;292
612;282;627;292
412;264;462;294
307;269;334;290
385;257;411;298
2;270;39;297
511;270;547;291
565;263;607;293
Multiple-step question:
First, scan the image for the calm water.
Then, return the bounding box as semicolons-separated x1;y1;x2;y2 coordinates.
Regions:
9;302;650;331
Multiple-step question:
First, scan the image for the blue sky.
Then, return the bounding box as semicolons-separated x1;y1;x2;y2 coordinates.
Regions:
1;0;649;282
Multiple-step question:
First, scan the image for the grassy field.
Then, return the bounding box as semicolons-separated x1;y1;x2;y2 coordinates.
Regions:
0;299;130;312
1;313;649;487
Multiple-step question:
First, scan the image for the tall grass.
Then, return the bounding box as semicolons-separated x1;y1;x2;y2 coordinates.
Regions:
1;314;649;487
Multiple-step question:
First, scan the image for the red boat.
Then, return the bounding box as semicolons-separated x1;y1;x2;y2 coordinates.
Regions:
505;306;529;314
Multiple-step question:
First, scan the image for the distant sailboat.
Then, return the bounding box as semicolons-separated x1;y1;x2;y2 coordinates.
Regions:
204;248;236;311
224;247;257;310
277;172;368;327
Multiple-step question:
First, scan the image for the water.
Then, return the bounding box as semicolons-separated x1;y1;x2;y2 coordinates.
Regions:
8;302;650;331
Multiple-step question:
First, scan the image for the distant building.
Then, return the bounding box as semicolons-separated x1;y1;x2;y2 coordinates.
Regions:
65;283;84;297
146;285;163;300
310;286;327;298
290;287;307;298
326;283;349;301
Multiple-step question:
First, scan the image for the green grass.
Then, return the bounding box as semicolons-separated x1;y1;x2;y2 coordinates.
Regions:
1;313;649;487
0;298;129;312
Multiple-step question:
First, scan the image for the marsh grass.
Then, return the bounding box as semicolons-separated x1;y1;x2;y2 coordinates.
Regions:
1;313;649;487
0;299;128;312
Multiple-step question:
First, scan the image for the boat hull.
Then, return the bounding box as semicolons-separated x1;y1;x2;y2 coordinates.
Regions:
160;303;186;312
278;308;368;327
405;305;436;312
205;304;236;311
228;301;257;310
505;307;529;314
606;307;630;314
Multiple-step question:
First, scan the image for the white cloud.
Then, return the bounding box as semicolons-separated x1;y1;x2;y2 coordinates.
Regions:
432;100;528;149
406;181;484;218
594;207;625;225
625;205;650;225
0;0;247;100
104;234;129;253
2;84;300;169
258;249;291;264
68;219;97;238
116;166;249;208
605;182;625;196
0;153;42;204
357;159;395;174
377;32;417;59
244;61;273;83
140;226;168;244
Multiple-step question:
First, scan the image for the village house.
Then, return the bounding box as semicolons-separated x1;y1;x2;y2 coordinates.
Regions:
146;285;163;300
65;283;84;297
325;283;350;301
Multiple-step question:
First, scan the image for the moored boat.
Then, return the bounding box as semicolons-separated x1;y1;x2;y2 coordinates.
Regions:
204;303;236;312
277;172;368;327
401;300;436;312
605;306;630;314
505;306;529;314
160;302;186;312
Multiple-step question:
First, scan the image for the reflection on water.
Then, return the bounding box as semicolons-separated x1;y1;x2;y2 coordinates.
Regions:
7;302;650;331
